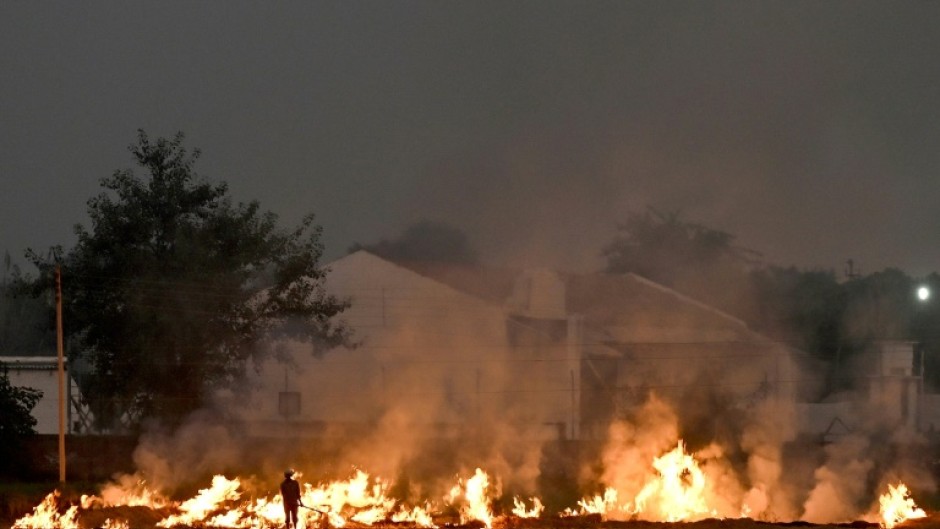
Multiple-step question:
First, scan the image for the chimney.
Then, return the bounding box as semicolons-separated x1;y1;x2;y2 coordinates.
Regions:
507;268;566;319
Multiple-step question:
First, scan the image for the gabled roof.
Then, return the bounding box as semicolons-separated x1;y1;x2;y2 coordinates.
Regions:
332;251;801;357
325;250;502;311
381;254;764;344
376;257;518;305
565;272;760;343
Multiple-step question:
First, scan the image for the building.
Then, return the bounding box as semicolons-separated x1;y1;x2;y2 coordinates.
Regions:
0;356;89;434
241;251;796;441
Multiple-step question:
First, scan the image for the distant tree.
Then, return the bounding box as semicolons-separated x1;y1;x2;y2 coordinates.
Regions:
0;251;55;354
603;208;760;315
0;368;41;477
603;208;758;281
842;269;916;342
601;209;940;395
750;267;845;355
25;130;351;429
349;220;479;264
752;266;940;394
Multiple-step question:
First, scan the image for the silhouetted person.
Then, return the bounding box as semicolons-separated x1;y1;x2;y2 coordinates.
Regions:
281;469;304;529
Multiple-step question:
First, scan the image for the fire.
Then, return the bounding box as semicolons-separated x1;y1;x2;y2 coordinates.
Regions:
878;483;926;529
562;488;622;518
634;440;711;522
391;504;438;527
83;475;170;509
512;496;544;518
566;441;715;522
11;491;79;529
101;519;130;529
157;474;243;527
447;468;495;528
303;469;394;524
10;460;932;529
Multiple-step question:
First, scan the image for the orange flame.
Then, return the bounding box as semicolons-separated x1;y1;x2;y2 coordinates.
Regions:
634;440;712;521
562;488;622;518
156;475;242;527
511;497;544;518
446;468;494;528
568;441;719;522
16;456;927;529
12;491;79;529
101;519;130;529
879;483;926;529
391;504;438;527
82;475;170;509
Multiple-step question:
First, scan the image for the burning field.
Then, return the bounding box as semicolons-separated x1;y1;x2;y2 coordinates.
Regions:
9;442;933;529
10;336;940;529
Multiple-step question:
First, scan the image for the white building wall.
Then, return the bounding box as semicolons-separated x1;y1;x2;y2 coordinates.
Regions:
244;252;575;436
1;357;83;435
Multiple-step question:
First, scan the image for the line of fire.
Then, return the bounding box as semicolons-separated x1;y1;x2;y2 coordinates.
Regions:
3;250;934;529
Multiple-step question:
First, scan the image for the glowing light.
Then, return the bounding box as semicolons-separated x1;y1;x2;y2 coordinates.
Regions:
392;505;438;527
512;497;544;518
566;488;622;518
81;476;169;509
567;441;714;522
101;519;130;529
879;483;926;529
156;475;242;528
918;286;931;301
15;456;924;528
636;440;711;522
447;468;494;528
12;491;79;529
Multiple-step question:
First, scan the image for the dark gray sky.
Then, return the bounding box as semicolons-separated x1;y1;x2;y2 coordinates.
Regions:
3;2;940;276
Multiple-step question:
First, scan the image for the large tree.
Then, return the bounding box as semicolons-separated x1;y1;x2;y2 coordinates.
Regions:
26;130;350;429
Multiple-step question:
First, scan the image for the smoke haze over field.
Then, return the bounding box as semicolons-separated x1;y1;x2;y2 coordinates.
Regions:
5;3;940;525
104;255;935;524
4;3;940;275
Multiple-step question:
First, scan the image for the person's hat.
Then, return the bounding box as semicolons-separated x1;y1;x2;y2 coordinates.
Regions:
285;469;295;478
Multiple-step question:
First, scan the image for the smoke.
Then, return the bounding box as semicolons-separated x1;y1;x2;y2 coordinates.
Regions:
87;254;936;524
801;435;874;523
581;339;934;524
348;220;479;266
739;397;800;521
127;410;248;494
596;395;679;496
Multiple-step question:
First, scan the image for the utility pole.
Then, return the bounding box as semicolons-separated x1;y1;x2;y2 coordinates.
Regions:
55;265;66;483
845;259;861;280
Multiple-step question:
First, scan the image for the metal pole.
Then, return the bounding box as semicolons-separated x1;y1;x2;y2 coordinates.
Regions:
570;369;575;440
55;265;66;483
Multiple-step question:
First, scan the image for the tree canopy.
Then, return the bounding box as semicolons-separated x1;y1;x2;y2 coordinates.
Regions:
603;208;760;316
602;208;940;394
603;208;758;283
26;130;351;429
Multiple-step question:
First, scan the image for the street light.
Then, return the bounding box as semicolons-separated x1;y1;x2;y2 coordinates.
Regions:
918;286;930;302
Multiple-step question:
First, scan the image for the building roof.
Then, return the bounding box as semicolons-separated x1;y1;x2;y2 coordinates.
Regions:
380;253;766;345
0;355;66;370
